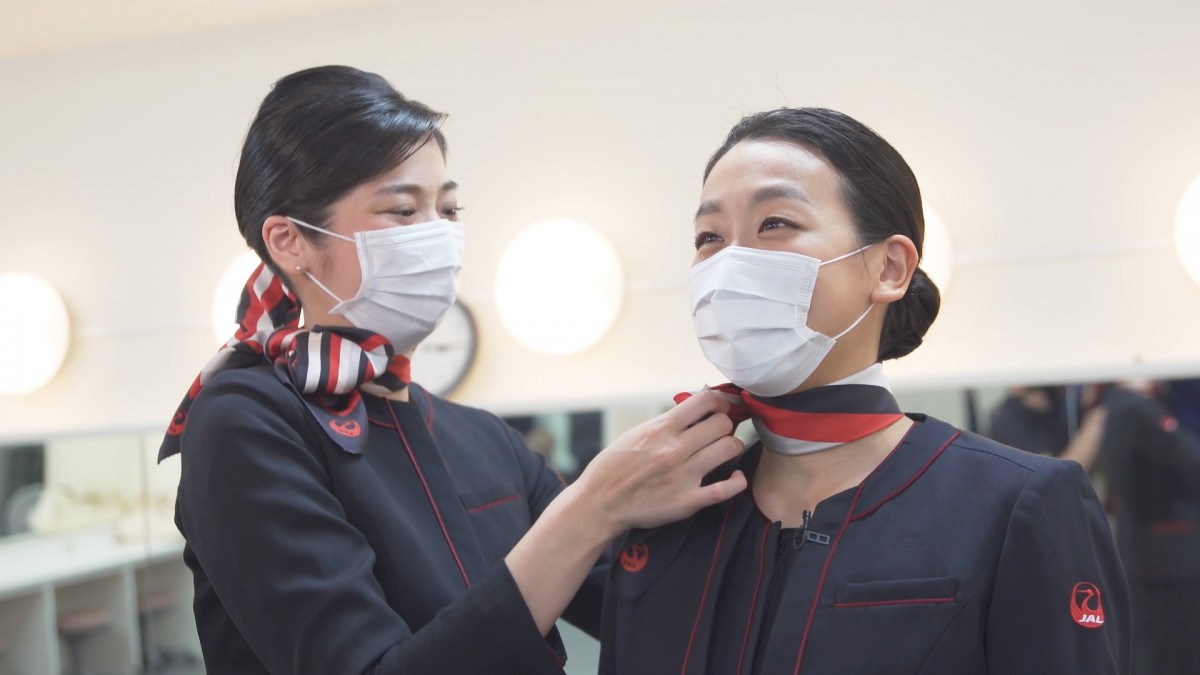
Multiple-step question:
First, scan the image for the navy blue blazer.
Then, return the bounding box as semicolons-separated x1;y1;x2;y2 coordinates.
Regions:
600;415;1129;674
174;365;604;674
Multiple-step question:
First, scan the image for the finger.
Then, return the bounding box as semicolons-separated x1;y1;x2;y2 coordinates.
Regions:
677;412;735;454
664;389;735;430
684;470;748;510
685;434;745;475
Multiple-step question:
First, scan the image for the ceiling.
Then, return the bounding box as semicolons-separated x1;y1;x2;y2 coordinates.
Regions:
0;0;389;59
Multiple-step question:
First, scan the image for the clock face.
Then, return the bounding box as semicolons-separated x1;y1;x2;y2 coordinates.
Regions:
411;300;478;398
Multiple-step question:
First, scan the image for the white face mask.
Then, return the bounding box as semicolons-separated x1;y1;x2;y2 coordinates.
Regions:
289;217;465;352
689;244;874;397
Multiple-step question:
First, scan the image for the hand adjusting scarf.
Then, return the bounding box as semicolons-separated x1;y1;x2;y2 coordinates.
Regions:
675;364;904;455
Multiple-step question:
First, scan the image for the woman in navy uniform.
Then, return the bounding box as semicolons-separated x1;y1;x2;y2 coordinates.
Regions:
599;108;1130;674
160;66;746;674
1100;381;1200;674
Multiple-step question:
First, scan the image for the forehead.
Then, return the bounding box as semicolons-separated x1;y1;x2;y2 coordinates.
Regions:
701;139;841;203
371;140;448;185
334;140;452;209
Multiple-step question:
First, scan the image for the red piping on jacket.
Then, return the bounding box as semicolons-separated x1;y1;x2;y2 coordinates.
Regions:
387;402;472;589
467;494;522;514
833;596;956;609
851;432;960;522
790;430;960;674
736;524;771;675
791;482;864;675
1150;520;1199;535
681;501;736;675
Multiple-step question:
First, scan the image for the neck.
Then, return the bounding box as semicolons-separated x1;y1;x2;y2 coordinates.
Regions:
752;416;912;527
383;388;410;402
360;380;411;402
792;353;880;393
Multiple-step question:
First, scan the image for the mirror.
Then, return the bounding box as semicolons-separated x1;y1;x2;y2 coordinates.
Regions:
0;431;177;543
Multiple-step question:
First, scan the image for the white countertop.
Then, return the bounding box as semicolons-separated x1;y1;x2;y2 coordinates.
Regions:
0;529;183;600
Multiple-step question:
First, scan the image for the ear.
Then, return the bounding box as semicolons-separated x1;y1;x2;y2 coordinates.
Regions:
262;215;310;278
869;234;919;305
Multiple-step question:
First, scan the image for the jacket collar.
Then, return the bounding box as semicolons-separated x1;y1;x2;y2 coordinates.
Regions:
738;414;961;522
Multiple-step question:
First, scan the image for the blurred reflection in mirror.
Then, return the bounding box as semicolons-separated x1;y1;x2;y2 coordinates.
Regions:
985;384;1106;471
502;411;605;484
0;443;43;536
16;433;179;544
1096;379;1200;675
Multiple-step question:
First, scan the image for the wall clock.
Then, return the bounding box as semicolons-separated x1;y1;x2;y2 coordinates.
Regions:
411;299;478;397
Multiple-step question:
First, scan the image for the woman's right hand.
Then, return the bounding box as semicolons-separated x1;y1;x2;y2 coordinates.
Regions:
570;389;748;537
505;389;746;635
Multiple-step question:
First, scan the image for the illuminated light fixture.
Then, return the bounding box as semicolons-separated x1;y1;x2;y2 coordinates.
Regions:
921;206;954;294
211;251;262;343
0;272;70;395
495;219;624;355
1175;173;1200;288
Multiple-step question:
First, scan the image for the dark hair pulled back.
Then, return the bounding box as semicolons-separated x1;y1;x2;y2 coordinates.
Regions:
234;65;447;276
703;107;940;361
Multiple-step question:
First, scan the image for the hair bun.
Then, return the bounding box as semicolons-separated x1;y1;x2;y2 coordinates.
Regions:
879;267;941;361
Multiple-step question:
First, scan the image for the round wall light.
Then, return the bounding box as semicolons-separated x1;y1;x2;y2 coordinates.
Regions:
495;219;624;356
0;272;70;395
211;251;262;343
921;206;954;294
1175;173;1200;288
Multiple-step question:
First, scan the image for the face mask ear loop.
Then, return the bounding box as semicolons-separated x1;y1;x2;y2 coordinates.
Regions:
832;303;875;341
819;243;873;267
820;242;876;340
288;217;355;243
303;271;346;305
286;217;355;304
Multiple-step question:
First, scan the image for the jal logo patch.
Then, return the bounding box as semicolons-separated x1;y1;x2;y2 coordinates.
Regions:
619;542;649;573
328;419;362;438
167;410;187;436
1161;415;1180;433
1070;581;1105;629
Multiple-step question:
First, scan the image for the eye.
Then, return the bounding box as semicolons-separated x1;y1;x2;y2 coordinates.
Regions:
760;217;793;232
694;231;722;250
441;205;464;219
388;208;418;218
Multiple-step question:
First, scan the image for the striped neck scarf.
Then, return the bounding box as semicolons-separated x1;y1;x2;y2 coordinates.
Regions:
676;364;904;455
158;262;410;459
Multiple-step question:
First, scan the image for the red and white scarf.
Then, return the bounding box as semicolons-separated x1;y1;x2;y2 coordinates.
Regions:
676;364;904;455
159;263;410;459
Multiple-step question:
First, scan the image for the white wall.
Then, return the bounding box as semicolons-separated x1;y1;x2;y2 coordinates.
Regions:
2;0;1199;439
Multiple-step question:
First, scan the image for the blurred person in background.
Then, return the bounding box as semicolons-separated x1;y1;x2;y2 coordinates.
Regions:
987;384;1107;469
1098;379;1200;675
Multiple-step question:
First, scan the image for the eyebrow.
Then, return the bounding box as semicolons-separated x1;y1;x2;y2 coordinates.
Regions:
693;183;812;221
749;183;811;207
694;199;721;220
374;180;459;197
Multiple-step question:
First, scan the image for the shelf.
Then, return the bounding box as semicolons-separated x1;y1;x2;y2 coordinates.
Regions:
0;530;199;675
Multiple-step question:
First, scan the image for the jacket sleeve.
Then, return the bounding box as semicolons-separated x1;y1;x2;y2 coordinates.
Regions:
178;375;564;675
985;459;1131;674
501;422;611;639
